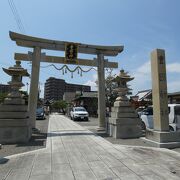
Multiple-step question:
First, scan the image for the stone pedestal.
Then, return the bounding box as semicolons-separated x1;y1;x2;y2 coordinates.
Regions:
109;101;142;139
0;61;31;144
145;129;180;148
109;69;142;139
0;99;31;144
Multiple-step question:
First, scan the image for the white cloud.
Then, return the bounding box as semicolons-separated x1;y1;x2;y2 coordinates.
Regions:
92;73;97;80
136;61;151;74
84;72;97;91
131;61;151;94
167;80;180;93
84;80;97;91
167;63;180;73
131;60;180;95
39;84;44;98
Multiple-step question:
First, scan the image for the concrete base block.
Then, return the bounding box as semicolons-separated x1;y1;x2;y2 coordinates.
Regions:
109;123;142;139
143;128;180;148
111;112;138;118
111;106;135;113
0;118;29;127
97;126;106;131
0;126;31;144
114;101;131;107
4;98;25;105
0;117;31;144
0;104;27;112
109;117;141;125
109;99;142;139
0;94;31;144
0;112;29;119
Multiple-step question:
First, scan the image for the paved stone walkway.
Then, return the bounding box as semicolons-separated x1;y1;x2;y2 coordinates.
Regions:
1;114;180;180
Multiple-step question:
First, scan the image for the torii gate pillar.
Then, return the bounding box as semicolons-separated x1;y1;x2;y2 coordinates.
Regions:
28;47;41;129
97;53;106;130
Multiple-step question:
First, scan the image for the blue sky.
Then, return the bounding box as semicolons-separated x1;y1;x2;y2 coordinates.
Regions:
0;0;180;97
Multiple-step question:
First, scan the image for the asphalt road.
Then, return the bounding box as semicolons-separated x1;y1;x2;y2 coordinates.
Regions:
0;116;49;157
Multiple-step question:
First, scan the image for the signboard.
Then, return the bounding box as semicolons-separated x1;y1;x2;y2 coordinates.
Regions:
65;43;78;64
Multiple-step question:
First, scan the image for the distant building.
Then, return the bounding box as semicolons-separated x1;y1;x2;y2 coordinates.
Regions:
0;84;11;94
63;92;76;103
130;89;152;108
73;91;98;116
168;92;180;104
130;89;180;108
44;77;91;101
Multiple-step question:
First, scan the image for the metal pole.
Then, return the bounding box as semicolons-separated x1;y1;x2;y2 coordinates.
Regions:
26;82;29;94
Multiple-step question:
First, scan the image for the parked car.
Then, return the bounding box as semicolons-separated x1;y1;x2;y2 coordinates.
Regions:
36;107;46;120
140;104;180;131
70;107;89;121
136;106;146;117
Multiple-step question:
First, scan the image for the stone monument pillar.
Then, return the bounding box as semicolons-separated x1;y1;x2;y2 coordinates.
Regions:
145;49;180;148
0;61;31;143
151;49;169;131
109;70;142;138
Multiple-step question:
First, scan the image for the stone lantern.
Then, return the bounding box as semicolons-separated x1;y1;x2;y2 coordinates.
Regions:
109;69;142;139
2;61;29;104
0;61;31;143
113;69;134;102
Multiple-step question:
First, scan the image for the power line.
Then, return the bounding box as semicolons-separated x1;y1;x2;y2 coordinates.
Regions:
10;0;26;33
11;0;26;33
8;0;26;33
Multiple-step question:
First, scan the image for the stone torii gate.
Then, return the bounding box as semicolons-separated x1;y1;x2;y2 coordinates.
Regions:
9;31;124;131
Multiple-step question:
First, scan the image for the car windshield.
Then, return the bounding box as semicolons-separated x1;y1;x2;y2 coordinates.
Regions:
74;107;86;112
143;107;153;115
175;106;180;115
36;108;44;113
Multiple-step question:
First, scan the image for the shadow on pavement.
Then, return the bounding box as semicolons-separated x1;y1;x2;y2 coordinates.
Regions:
0;157;9;164
47;132;95;137
16;132;47;147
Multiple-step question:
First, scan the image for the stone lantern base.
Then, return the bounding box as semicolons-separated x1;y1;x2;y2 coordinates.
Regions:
0;98;31;144
109;101;142;139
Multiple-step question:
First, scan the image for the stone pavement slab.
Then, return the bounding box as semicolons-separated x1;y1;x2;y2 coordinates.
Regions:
1;114;180;180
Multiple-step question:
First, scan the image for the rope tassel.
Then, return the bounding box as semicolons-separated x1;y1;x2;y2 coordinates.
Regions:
71;72;73;78
40;64;97;78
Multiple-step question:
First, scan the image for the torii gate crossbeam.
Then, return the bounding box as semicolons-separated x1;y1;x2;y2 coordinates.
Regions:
10;31;124;132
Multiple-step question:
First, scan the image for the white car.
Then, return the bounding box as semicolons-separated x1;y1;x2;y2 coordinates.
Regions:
70;107;89;121
140;104;180;131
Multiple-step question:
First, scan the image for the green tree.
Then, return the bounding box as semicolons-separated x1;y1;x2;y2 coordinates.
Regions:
0;93;8;104
19;90;28;105
52;100;68;114
96;68;118;110
105;68;118;109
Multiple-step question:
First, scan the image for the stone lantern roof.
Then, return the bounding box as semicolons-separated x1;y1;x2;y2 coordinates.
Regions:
2;61;29;77
114;69;134;83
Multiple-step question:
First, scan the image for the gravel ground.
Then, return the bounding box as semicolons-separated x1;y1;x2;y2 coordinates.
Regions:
0;116;49;157
76;117;180;153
